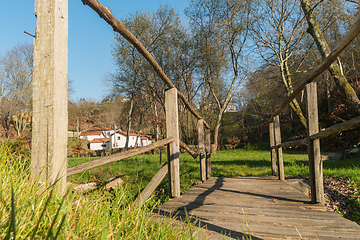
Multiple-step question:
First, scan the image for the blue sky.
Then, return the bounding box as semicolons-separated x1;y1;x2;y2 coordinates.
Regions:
0;1;190;102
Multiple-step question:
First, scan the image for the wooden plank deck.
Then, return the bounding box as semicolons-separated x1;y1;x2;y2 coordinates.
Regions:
153;176;360;239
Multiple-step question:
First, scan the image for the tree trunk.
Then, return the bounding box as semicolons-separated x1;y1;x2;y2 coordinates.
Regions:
300;0;360;106
125;97;134;151
211;111;223;154
133;113;143;150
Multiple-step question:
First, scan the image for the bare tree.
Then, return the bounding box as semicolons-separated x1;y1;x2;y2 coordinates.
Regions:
187;0;253;152
251;0;310;127
0;43;33;137
300;0;360;106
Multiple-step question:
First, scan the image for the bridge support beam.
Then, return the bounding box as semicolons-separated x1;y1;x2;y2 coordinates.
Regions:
165;88;180;198
306;82;324;204
274;115;284;181
31;0;68;194
269;122;277;176
197;119;206;182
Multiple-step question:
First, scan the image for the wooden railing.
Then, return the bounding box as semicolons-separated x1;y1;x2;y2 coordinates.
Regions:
68;88;211;207
66;1;212;206
269;17;360;205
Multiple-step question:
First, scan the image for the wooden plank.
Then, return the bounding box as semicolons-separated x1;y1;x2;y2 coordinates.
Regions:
269;122;277;175
205;129;211;179
269;16;360;122
179;140;198;159
133;163;168;207
197;119;206;182
32;0;68;193
277;116;360;149
67;137;174;176
165;88;180;198
273;116;284;180
155;177;360;239
306;82;324;204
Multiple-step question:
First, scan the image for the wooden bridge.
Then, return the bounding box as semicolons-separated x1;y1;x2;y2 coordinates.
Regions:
154;176;360;239
32;2;360;239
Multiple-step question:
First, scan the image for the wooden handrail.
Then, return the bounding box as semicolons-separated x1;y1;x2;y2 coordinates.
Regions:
133;162;168;207
269;16;360;122
67;137;175;176
81;0;209;129
179;140;199;159
276;116;360;149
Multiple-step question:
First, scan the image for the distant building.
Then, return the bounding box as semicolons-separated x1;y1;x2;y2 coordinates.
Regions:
89;138;110;150
80;126;152;150
224;102;238;113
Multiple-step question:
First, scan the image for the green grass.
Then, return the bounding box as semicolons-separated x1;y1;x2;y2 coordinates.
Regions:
68;146;360;204
0;141;202;239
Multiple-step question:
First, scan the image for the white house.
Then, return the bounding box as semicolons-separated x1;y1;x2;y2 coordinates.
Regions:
79;131;106;141
79;126;122;141
110;131;152;149
89;138;110;150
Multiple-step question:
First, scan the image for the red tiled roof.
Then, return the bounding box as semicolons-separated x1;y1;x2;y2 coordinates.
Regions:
117;131;137;136
141;136;147;140
89;126;121;131
79;131;104;137
89;138;110;143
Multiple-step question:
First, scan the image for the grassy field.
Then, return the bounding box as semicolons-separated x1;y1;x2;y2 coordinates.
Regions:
2;139;360;239
0;141;202;239
68;143;360;206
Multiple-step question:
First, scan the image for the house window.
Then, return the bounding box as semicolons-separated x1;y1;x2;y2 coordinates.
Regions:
118;136;120;140
101;144;107;147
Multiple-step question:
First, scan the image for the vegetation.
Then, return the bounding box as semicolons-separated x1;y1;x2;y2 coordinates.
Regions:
68;143;360;203
0;141;202;239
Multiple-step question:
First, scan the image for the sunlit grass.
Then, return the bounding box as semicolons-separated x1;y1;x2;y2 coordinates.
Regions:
0;141;202;239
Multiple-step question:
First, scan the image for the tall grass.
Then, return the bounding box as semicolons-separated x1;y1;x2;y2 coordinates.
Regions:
0;141;201;239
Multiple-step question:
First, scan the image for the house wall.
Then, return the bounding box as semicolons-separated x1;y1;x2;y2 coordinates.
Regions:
86;133;105;141
90;142;109;151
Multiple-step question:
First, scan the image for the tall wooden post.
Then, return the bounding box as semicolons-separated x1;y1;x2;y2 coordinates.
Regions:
31;0;68;193
269;122;277;176
165;88;180;198
197;119;206;182
306;82;324;204
274;115;284;181
205;128;211;179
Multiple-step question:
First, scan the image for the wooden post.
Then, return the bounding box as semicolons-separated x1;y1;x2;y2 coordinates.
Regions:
306;82;324;204
165;88;180;198
31;0;68;193
274;115;284;181
269;122;277;176
205;128;211;179
197;119;206;182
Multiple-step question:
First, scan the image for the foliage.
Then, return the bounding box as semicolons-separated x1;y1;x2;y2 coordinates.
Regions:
70;139;88;157
0;142;202;239
227;136;240;149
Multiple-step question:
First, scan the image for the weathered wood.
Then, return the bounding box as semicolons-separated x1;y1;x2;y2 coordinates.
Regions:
205;129;211;179
269;16;360;122
269;122;277;176
274;116;284;181
67;137;174;176
279;138;307;149
165;88;180;198
277;116;360;149
156;177;360;239
80;0;209;129
134;163;168;207
179;140;199;159
32;0;68;193
306;83;324;205
197;119;206;182
311;116;360;140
